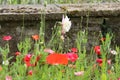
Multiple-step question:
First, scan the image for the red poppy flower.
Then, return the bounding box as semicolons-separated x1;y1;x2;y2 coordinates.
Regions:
96;58;103;67
46;53;68;65
96;58;103;64
24;54;41;67
32;34;39;41
65;52;78;62
71;48;78;53
3;36;12;41
24;54;32;62
28;70;33;76
15;52;21;56
25;62;32;67
94;46;101;55
24;54;32;67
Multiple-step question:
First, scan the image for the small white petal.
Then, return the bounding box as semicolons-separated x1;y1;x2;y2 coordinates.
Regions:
2;60;9;65
110;50;118;55
74;71;84;76
62;15;72;34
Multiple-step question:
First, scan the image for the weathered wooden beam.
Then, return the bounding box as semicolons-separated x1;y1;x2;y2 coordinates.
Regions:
0;3;120;21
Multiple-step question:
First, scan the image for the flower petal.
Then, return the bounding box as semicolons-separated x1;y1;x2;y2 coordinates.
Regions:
6;76;12;80
3;36;12;41
46;53;68;65
44;48;55;54
74;71;84;76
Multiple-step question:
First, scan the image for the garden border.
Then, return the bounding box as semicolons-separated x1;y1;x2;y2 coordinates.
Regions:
0;3;120;21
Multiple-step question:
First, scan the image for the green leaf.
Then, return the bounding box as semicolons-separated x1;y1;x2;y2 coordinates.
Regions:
101;73;107;80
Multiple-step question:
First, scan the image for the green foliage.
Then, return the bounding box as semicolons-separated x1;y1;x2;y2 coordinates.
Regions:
0;5;120;80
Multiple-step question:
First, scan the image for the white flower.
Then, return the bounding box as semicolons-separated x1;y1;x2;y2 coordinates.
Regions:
110;50;118;55
2;60;9;66
60;35;65;41
61;15;71;34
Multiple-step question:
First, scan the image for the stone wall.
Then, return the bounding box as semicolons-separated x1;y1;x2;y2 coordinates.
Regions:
0;3;120;53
